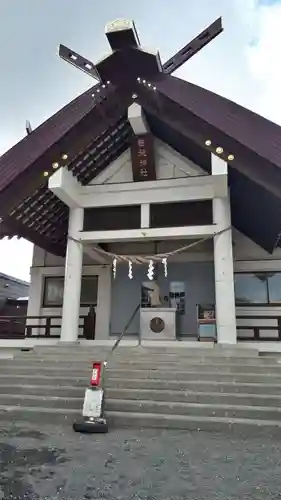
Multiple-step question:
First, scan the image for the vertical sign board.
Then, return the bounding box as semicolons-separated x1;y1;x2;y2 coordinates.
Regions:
130;134;156;182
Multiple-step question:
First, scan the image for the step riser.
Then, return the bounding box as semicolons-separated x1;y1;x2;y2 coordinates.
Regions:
0;375;88;386
11;359;281;372
0;395;83;410
0;408;79;426
106;389;281;407
107;378;281;394
3;367;281;384
106;413;281;438
0;408;281;438
105;400;281;422
1;395;281;421
32;343;258;357
0;385;85;397
1;386;281;408
1;374;281;395
31;347;259;357
106;370;281;384
28;351;260;360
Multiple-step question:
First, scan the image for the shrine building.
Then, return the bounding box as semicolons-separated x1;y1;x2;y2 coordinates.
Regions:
2;18;281;348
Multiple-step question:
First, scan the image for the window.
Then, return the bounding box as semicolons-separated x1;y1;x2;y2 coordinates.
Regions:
234;272;281;305
43;276;98;307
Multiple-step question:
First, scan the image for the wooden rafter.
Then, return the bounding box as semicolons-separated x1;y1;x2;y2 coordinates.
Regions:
59;44;101;81
163;18;223;74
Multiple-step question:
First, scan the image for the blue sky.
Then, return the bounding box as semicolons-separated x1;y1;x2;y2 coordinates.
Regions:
1;0;281;280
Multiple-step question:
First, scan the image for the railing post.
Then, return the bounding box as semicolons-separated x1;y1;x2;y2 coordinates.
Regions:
278;317;281;340
26;325;32;337
253;327;259;341
45;317;51;337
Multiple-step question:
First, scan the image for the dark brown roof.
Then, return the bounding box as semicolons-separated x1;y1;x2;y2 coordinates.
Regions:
1;70;281;254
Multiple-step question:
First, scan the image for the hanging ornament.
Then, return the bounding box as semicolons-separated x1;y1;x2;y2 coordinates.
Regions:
147;259;154;281
128;260;133;279
112;258;117;279
162;257;168;277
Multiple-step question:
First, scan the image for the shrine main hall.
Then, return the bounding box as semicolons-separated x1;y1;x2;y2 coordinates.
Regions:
1;18;281;348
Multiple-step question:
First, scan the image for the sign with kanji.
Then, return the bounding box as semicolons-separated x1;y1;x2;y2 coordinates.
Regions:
130;134;156;182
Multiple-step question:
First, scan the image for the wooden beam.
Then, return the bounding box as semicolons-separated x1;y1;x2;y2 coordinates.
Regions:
128;103;150;135
79;175;216;207
59;44;101;81
79;225;215;243
163;18;223;74
49;167;82;208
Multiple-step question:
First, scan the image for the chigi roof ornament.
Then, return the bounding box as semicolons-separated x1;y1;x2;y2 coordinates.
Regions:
59;17;223;85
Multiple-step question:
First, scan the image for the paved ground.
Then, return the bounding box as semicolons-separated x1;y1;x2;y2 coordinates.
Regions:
1;422;281;499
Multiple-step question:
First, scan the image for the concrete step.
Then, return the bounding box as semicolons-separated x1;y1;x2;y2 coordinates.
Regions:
2;393;281;422
0;374;88;386
109;361;281;374
30;346;259;358
105;387;281;407
2;385;281;408
106;369;281;385
106;411;281;437
1;405;281;437
9;355;281;373
107;377;281;395
7;359;281;374
15;354;281;367
0;393;83;410
2;372;281;395
105;398;281;421
2;365;281;384
0;384;85;397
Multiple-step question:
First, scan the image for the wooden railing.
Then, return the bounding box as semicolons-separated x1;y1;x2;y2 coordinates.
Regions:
236;315;281;341
0;315;88;339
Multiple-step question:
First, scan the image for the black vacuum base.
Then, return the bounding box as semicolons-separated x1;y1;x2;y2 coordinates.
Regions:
73;418;108;434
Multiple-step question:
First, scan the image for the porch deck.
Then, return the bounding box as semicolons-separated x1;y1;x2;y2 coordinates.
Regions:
0;313;281;344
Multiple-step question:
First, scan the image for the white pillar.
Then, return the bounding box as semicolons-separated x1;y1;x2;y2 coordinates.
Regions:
212;155;236;344
95;267;112;340
60;208;84;343
141;203;150;228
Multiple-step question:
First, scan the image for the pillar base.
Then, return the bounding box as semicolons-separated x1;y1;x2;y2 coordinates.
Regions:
57;340;81;345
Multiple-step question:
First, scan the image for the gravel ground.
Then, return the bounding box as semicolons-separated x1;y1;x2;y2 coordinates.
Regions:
1;422;281;499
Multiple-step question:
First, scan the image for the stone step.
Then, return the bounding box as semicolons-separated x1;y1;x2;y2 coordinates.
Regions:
106;398;281;421
31;346;259;358
2;384;281;408
2;365;281;384
109;362;281;374
106;411;281;437
7;358;281;374
9;355;281;371
0;374;88;386
0;384;85;397
15;354;281;367
3;371;281;395
105;387;281;407
2;393;281;422
1;405;281;437
0;393;83;410
106;369;281;385
107;377;281;395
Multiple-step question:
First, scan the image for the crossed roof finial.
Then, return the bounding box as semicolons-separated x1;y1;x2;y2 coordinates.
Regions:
59;17;223;84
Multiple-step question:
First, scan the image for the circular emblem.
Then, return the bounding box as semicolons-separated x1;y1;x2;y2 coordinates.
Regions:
150;317;165;333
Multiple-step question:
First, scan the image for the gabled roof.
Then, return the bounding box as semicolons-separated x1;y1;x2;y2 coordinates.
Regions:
1;20;281;255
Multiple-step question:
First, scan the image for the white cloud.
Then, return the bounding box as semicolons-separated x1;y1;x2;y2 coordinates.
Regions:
246;1;281;123
1;0;281;280
0;238;32;282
